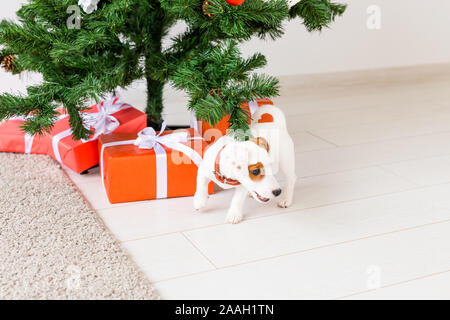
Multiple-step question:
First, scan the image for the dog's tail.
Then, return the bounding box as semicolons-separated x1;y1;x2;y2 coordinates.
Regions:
252;104;287;129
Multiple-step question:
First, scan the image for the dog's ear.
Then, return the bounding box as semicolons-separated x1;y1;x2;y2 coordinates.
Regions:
250;137;270;153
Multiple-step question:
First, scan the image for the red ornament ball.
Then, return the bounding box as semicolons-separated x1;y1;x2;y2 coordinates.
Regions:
226;0;245;6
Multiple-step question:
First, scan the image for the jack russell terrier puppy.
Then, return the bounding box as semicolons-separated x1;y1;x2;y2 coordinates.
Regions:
194;104;296;224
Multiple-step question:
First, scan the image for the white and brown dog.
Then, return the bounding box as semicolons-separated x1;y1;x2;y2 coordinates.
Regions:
194;104;296;224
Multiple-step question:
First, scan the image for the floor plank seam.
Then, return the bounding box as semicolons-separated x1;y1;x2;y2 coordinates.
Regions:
118;181;449;243
154;218;450;285
297;150;450;179
375;165;422;187
336;269;450;300
181;232;219;270
303;130;340;147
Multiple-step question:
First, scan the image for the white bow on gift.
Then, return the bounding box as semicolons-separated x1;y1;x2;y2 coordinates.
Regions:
133;120;203;171
100;121;204;199
134;121;189;150
82;95;128;140
2;96;127;162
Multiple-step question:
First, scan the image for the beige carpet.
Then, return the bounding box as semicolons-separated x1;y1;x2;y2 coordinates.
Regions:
0;153;158;300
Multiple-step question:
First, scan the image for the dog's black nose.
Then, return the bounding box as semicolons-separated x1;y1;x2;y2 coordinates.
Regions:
272;189;282;197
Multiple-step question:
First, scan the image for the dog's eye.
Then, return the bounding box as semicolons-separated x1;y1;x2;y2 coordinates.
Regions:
251;169;261;176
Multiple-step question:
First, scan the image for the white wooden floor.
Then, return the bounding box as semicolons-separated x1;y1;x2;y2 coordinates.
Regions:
67;64;450;300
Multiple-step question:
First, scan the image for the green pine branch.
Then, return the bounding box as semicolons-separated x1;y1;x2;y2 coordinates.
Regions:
0;0;346;140
289;0;347;31
170;40;279;137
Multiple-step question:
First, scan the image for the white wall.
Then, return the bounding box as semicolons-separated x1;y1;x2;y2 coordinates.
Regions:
245;0;450;75
1;0;450;95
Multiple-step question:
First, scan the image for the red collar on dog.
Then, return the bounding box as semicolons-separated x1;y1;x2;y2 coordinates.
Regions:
213;145;241;186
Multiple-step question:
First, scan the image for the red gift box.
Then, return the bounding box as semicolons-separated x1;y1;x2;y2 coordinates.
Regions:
99;126;214;204
0;96;147;173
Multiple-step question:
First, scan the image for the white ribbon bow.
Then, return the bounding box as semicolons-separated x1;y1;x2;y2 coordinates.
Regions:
134;121;189;150
2;97;127;164
83;95;127;140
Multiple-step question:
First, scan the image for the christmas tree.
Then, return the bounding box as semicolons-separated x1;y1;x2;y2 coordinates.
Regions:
0;0;345;140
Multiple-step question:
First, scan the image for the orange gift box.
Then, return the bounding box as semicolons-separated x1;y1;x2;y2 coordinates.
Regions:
191;99;274;143
0;97;147;173
99;128;214;204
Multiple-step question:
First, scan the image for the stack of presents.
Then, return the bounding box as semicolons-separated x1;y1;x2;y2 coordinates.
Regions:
0;96;273;204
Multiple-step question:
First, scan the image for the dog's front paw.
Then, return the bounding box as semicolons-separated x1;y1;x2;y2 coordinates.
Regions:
277;197;293;208
226;209;243;224
193;193;208;211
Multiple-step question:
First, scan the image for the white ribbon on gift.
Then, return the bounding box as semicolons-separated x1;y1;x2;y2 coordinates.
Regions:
82;94;131;141
248;100;259;116
100;121;204;199
4;116;35;154
6;114;69;154
3;95;127;159
53;95;129;163
24;133;35;154
189;110;199;132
